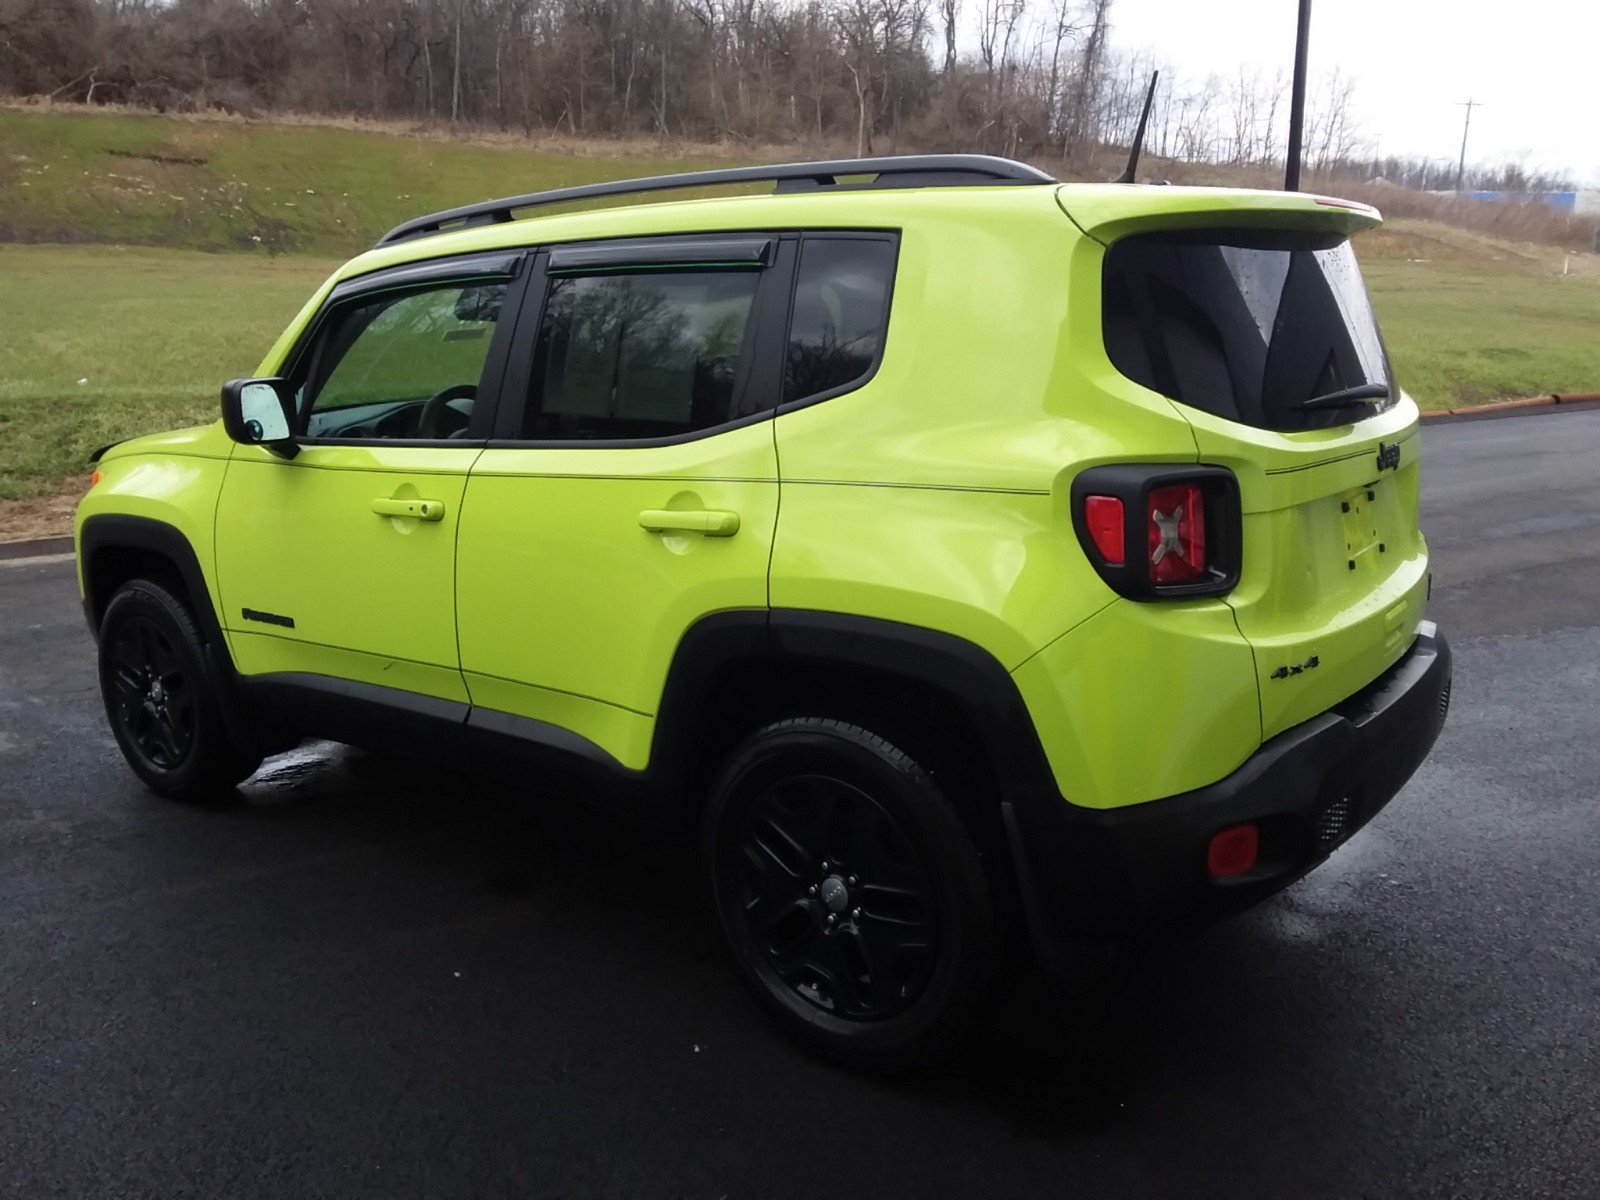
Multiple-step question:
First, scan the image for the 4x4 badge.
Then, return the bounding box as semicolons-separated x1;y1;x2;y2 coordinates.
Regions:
1376;441;1401;471
1270;655;1320;680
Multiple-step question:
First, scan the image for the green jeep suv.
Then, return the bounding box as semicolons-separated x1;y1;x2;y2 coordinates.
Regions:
77;155;1452;1067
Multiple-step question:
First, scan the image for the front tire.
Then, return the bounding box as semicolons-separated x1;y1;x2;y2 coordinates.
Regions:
702;718;999;1069
98;579;261;802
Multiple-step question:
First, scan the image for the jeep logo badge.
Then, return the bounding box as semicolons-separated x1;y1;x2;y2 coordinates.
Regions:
1376;441;1401;471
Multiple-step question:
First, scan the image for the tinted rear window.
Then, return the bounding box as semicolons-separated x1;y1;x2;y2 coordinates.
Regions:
1103;229;1393;431
784;236;896;404
524;271;761;441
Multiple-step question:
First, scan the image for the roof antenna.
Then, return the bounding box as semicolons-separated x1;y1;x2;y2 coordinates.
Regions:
1114;70;1160;184
1283;0;1312;189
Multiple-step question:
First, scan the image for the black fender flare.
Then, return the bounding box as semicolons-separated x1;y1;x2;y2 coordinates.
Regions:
77;513;286;755
79;513;226;646
651;608;1061;806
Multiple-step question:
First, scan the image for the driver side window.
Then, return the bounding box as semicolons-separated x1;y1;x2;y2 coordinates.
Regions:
299;280;507;441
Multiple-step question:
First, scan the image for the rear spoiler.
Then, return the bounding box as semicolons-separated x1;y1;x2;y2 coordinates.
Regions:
1056;184;1382;245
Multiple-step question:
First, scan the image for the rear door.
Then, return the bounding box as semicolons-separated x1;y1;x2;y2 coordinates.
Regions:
1097;220;1429;738
453;235;788;769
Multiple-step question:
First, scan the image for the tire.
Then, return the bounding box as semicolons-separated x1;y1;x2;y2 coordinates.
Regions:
97;578;262;802
702;717;1000;1070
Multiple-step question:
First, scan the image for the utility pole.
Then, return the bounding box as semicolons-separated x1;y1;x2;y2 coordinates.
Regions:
1284;0;1312;190
1455;98;1481;193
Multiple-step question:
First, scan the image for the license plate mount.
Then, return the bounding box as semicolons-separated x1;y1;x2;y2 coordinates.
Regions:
1340;484;1381;571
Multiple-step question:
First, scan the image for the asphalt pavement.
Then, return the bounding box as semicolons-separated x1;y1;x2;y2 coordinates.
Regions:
2;409;1598;1199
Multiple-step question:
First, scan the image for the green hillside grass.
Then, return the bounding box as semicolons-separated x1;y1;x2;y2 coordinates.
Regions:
0;106;744;256
1361;222;1600;407
0;244;334;501
1369;262;1600;407
1;108;1597;514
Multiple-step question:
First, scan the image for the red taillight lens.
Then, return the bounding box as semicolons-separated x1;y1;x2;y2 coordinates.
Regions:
1083;495;1124;564
1207;823;1259;878
1147;483;1206;584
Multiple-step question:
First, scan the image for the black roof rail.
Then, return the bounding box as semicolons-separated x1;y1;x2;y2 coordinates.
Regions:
374;154;1056;248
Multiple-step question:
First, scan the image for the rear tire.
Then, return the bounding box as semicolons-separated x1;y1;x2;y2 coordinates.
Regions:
702;717;999;1069
97;579;262;802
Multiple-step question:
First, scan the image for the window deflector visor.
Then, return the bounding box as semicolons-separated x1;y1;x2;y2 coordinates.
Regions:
547;238;775;275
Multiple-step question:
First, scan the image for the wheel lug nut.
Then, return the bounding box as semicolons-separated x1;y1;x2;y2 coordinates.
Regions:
807;885;817;896
820;861;830;872
847;876;858;886
826;914;836;925
851;907;862;920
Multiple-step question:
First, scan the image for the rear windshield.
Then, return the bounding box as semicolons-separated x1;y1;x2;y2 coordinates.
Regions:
1102;229;1393;431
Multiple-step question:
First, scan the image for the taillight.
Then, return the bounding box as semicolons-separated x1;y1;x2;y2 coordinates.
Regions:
1070;465;1240;600
1083;495;1124;564
1147;483;1205;583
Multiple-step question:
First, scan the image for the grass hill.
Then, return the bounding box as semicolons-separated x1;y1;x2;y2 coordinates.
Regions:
1;105;1597;523
0;105;748;256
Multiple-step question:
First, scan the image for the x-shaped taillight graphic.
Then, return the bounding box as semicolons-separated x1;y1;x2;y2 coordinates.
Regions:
1150;504;1184;565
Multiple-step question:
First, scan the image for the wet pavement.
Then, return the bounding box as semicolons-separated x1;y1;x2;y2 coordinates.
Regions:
2;409;1598;1198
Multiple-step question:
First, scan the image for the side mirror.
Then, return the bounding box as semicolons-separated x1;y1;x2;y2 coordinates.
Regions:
221;378;298;457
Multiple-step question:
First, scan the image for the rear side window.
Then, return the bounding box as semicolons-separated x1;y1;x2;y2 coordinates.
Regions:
784;237;895;404
1102;229;1392;431
523;271;761;441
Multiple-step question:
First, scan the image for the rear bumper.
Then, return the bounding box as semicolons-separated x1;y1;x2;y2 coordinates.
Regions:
1007;622;1452;944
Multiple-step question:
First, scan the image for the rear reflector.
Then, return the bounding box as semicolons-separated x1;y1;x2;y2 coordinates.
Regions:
1207;823;1259;878
1148;483;1206;584
1083;495;1124;564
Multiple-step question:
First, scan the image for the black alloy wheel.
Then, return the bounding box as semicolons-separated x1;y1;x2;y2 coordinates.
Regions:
97;579;262;801
106;613;196;771
704;718;999;1069
730;772;938;1021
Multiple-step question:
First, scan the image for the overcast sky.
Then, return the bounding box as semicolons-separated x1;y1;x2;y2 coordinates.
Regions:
1110;0;1599;185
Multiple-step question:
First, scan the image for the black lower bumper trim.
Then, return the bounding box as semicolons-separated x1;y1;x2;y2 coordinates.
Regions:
1012;623;1453;943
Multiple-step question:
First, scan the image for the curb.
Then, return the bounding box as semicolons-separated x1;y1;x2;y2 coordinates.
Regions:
1420;392;1600;422
0;536;73;561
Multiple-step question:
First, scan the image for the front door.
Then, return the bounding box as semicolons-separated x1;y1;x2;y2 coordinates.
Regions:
455;237;789;770
215;262;522;703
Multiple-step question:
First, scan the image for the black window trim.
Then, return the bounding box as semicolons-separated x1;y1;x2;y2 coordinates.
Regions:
489;231;796;450
279;249;534;450
775;230;900;416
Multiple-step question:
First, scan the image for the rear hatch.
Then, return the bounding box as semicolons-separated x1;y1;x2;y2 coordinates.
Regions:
1063;186;1430;739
